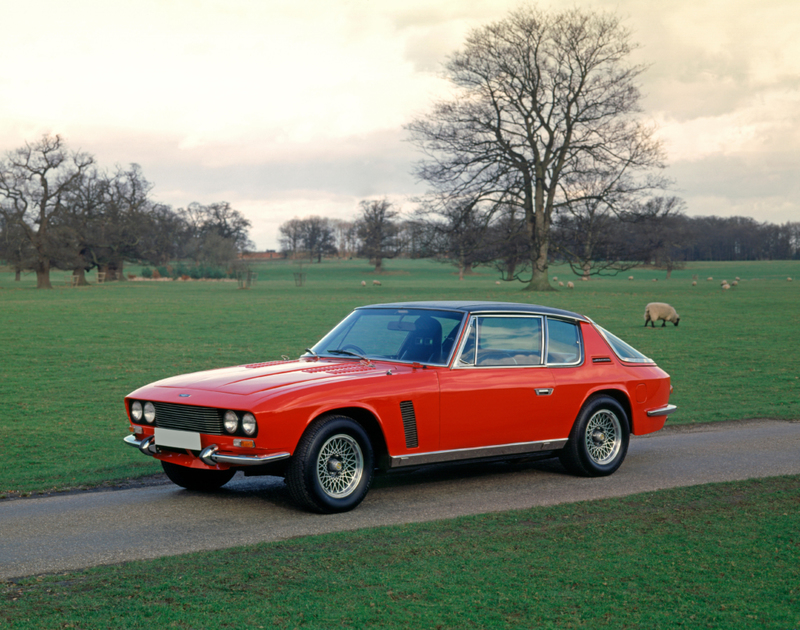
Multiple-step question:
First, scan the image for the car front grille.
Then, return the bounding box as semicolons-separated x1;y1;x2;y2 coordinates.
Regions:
152;402;224;435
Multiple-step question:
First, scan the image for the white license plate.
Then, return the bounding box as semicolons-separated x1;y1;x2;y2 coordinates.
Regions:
154;428;202;450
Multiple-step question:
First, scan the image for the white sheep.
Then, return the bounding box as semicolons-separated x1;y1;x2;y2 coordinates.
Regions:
692;281;697;286
789;277;794;282
644;302;680;328
707;277;713;281
372;279;382;286
628;276;634;280
558;281;564;287
567;281;574;289
732;280;738;286
495;280;501;285
581;276;588;281
552;276;558;281
361;280;366;287
722;283;730;290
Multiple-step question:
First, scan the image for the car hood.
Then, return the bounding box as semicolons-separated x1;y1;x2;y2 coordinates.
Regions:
148;358;386;396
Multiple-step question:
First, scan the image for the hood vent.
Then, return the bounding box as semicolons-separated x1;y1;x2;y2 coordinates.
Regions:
399;400;419;448
241;360;292;369
302;365;376;375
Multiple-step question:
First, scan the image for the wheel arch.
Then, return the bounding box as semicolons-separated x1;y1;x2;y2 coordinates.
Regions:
586;388;633;431
311;406;389;470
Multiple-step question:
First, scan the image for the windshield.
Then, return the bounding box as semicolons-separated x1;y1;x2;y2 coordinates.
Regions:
595;325;654;364
308;308;465;365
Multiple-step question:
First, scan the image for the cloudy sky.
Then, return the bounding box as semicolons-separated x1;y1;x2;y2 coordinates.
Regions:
2;0;798;249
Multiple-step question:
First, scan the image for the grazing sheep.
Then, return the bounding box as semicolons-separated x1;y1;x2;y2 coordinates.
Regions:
732;280;738;286
558;281;564;287
361;280;366;287
720;279;727;286
652;278;658;282
553;276;558;281
372;280;382;286
644;302;680;328
722;283;730;290
789;277;793;282
567;281;574;289
581;276;588;281
692;281;697;286
735;277;740;281
628;276;634;280
707;277;713;281
495;280;501;285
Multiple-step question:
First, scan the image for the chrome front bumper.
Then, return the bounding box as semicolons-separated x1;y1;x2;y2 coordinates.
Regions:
123;434;290;467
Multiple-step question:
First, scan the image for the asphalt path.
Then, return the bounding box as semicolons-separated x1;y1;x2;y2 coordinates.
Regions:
1;418;798;580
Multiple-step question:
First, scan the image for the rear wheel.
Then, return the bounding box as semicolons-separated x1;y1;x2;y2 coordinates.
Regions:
559;396;630;477
161;461;235;491
286;414;374;513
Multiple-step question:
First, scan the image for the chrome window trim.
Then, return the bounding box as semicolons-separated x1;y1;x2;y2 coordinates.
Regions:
452;314;545;370
544;317;585;367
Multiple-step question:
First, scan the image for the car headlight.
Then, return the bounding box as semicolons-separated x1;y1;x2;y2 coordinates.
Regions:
223;410;239;434
131;401;143;422
143;402;156;424
242;413;257;436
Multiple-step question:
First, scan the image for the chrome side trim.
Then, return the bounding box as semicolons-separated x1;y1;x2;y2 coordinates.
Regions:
389;438;568;468
646;404;678;417
535;388;553;396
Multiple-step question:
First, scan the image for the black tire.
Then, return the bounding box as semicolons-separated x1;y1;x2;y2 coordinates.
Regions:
559;395;630;477
161;461;236;491
286;415;374;513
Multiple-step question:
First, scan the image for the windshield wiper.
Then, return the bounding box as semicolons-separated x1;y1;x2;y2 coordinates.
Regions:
327;348;371;362
304;347;318;357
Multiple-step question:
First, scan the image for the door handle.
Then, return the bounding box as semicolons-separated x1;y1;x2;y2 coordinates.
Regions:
535;388;553;396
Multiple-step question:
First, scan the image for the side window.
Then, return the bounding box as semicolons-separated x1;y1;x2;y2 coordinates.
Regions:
457;316;542;366
547;319;582;365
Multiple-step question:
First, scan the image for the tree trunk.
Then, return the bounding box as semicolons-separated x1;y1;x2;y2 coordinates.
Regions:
14;268;21;281
35;262;52;289
73;267;89;286
373;258;383;273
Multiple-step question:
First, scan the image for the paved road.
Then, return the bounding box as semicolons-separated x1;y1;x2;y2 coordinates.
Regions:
1;418;798;580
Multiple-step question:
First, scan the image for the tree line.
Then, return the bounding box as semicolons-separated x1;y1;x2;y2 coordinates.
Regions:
0;135;253;288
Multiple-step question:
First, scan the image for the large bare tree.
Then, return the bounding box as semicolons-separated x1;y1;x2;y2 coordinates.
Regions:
407;6;666;290
0;135;94;288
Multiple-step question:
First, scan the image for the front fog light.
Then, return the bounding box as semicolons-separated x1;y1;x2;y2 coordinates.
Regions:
143;402;156;423
224;410;239;434
242;413;257;436
131;401;143;421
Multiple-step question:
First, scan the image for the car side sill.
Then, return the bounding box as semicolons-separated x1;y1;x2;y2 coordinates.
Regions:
389;439;568;468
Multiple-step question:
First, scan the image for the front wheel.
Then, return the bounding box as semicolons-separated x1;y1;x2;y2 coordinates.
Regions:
161;461;236;491
286;415;374;513
559;396;630;477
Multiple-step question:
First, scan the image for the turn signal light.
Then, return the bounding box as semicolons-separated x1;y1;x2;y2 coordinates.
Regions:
233;439;255;448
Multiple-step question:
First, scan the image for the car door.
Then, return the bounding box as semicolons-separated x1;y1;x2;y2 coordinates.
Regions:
438;314;557;450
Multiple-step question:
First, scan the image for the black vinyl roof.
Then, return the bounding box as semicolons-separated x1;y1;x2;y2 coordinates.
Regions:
358;301;589;322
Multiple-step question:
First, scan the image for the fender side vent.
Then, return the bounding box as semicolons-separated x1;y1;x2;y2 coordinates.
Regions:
399;400;419;448
592;356;612;363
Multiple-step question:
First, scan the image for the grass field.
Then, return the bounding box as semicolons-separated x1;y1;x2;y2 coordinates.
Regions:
1;257;799;496
2;474;798;629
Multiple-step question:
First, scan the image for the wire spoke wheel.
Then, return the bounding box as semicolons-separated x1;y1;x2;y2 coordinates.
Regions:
315;433;364;498
584;409;622;465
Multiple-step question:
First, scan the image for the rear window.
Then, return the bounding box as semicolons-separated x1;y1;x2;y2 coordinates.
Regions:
595;325;653;363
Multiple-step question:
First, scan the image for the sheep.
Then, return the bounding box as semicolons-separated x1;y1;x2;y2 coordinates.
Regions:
361;280;366;287
644;302;680;328
628;275;634;280
722;283;730;290
789;277;794;282
732;280;738;286
552;276;558;281
581;276;588;281
567;281;574;289
652;278;658;282
558;281;564;287
372;280;382;286
495;280;501;285
692;281;697;286
707;277;713;281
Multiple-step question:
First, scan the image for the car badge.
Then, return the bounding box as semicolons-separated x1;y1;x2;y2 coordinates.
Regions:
179;393;191;398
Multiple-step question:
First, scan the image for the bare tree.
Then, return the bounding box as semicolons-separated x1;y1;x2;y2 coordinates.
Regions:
407;6;666;290
278;218;305;258
0;135;94;288
356;199;403;272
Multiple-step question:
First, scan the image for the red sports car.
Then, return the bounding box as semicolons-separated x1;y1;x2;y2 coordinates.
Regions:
124;301;676;512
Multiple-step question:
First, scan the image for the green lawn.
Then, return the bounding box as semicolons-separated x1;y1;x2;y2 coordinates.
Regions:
1;258;799;495
2;475;798;629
